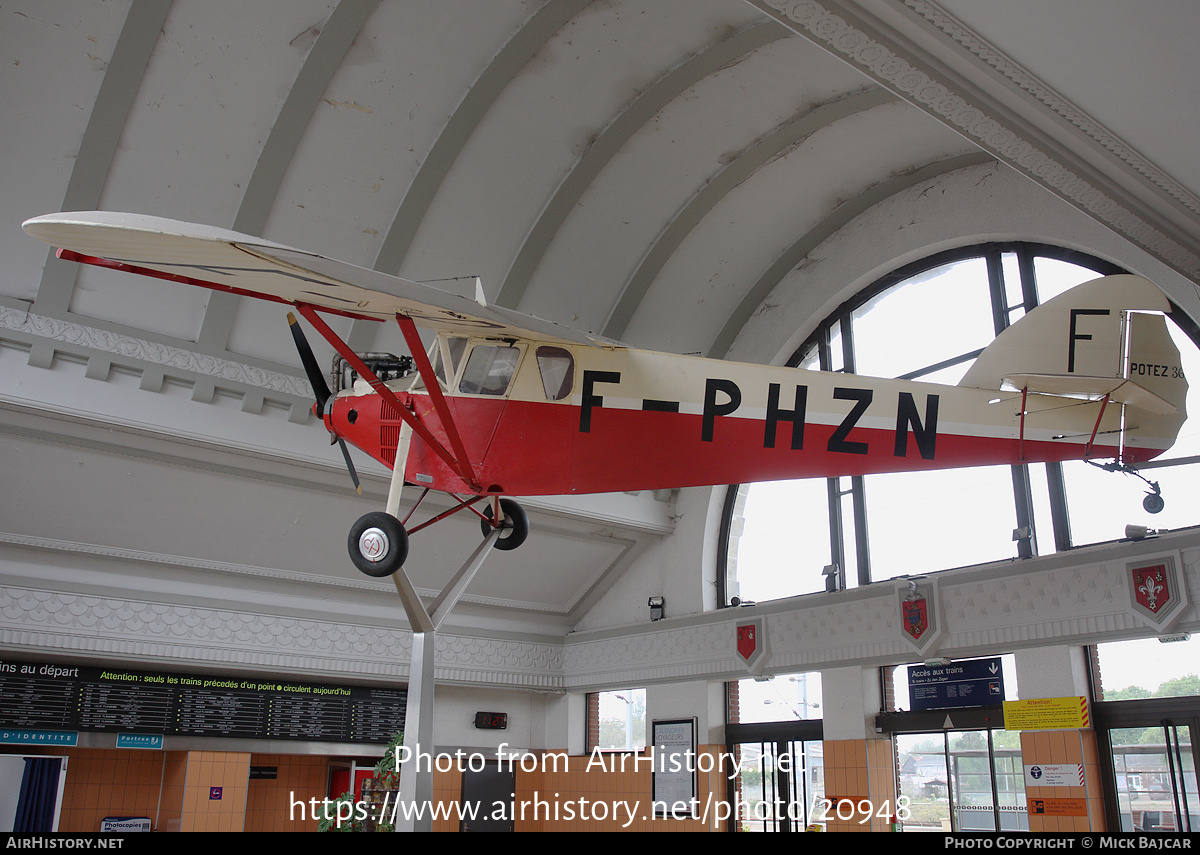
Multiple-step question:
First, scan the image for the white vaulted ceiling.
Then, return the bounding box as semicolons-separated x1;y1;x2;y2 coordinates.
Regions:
1;1;1199;654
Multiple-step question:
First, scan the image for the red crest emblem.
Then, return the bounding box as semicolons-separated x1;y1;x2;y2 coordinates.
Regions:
1132;563;1171;614
737;623;758;661
903;598;928;641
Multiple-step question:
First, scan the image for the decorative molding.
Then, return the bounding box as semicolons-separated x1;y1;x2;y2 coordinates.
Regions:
0;304;310;399
5;530;1200;691
564;529;1200;689
903;0;1200;218
754;0;1200;278
0;584;564;690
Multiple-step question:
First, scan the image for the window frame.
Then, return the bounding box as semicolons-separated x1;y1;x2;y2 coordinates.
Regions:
719;242;1166;606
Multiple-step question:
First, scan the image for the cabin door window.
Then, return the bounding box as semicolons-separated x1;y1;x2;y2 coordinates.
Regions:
535;346;574;400
459;344;521;396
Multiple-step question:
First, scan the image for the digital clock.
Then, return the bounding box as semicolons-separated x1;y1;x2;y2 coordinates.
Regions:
474;711;508;730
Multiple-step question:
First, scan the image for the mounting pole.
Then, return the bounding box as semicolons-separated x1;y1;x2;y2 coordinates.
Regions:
391;531;500;832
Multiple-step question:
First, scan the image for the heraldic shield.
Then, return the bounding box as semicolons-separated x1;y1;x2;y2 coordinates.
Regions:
736;618;767;675
1126;553;1187;632
896;579;942;655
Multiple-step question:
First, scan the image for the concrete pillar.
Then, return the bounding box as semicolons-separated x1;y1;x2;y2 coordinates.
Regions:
1014;645;1105;832
821;665;896;832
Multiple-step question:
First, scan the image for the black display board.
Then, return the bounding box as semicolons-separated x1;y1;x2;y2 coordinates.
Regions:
0;659;405;744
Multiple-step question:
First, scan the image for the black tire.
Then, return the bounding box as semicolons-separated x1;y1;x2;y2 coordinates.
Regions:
1143;492;1165;514
480;498;529;551
348;512;409;577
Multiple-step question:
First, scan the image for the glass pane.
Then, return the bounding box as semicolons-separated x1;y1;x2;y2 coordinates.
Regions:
1001;251;1025;326
730;739;825;832
853;257;994;382
734;742;770;831
735;673;823;723
840;478;861;589
596;688;645;750
896;733;951;831
432;336;468;386
949;731;994;831
734;480;832;602
1034;256;1104;303
991;729;1027;828
1094;637;1200;700
1027;464;1054;552
1110;726;1198;832
458;345;520;396
535;345;574;400
863;466;1018;579
799;739;825;830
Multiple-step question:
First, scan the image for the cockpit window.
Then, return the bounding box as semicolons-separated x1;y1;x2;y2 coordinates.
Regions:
459;344;520;396
536;346;574;400
433;336;468;386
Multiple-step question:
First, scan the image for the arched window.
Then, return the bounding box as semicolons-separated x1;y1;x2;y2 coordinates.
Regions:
724;244;1200;605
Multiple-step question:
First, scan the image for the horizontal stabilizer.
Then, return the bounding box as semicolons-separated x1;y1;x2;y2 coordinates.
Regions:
1002;374;1177;415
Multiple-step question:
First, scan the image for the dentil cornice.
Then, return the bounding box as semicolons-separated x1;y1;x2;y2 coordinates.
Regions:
752;0;1200;279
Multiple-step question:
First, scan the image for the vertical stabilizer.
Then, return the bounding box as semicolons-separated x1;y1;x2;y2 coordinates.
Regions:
959;274;1187;457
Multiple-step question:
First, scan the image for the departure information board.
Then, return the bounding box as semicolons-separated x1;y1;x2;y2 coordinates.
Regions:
0;659;405;745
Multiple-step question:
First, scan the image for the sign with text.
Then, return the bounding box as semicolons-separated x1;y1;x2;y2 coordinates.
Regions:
907;657;1004;711
1027;797;1087;817
0;657;406;745
1003;697;1089;731
1024;763;1084;788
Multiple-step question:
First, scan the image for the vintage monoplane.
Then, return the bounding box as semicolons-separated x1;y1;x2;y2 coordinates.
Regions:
23;212;1189;577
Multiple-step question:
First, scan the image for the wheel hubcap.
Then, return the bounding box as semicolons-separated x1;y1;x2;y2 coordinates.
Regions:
358;527;389;563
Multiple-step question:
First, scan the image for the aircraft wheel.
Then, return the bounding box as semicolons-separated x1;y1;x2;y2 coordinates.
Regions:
480;498;529;551
1143;492;1165;514
348;512;409;577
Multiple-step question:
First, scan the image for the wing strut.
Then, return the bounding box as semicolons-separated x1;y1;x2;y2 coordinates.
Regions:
394;313;478;490
293;304;480;491
1084;393;1112;460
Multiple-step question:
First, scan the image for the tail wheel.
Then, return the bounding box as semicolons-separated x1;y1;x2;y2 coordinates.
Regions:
480;498;529;551
348;512;409;577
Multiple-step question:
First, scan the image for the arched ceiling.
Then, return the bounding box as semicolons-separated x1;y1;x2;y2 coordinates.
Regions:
2;0;1199;632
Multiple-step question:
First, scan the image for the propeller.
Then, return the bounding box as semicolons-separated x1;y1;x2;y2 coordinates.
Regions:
288;312;362;495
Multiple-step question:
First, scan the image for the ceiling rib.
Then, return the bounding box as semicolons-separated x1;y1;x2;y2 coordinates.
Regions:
372;0;591;278
496;20;791;311
602;87;897;342
708;150;994;360
197;0;381;353
33;0;171;317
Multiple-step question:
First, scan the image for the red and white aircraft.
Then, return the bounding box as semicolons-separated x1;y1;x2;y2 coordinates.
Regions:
24;212;1188;577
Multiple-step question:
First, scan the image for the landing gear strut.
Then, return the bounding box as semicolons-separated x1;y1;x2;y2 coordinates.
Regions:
1086;458;1166;515
347;497;530;578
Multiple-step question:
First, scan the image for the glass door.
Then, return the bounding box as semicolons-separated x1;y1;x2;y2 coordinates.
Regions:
1108;723;1198;832
896;732;951;831
895;729;1026;832
728;738;824;831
